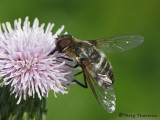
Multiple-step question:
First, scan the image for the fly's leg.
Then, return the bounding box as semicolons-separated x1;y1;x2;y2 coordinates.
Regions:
51;54;88;88
73;71;88;88
48;48;57;56
72;58;89;88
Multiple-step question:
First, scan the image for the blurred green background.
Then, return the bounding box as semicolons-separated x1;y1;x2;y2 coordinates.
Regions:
0;0;160;120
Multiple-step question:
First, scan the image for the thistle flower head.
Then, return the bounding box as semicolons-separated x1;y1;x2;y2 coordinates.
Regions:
0;17;75;104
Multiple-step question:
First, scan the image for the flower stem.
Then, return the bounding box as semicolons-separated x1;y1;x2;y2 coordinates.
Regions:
0;84;47;120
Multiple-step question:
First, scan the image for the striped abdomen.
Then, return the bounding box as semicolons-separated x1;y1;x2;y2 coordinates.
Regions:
89;48;114;86
69;41;114;87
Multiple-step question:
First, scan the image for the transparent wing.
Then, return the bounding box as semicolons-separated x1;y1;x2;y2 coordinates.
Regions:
88;35;144;53
83;69;116;113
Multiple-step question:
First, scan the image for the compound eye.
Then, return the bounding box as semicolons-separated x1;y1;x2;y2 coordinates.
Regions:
56;39;71;52
60;39;71;48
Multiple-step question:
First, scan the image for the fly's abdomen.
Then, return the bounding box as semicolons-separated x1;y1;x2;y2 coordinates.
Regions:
101;58;114;84
90;49;114;87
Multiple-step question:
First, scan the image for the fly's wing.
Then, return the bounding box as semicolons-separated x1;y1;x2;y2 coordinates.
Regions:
83;69;116;113
88;35;144;53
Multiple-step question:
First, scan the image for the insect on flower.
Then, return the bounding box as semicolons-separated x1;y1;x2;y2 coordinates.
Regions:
49;34;144;113
0;17;76;104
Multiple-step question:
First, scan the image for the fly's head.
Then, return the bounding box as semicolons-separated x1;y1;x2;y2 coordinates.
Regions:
56;35;73;53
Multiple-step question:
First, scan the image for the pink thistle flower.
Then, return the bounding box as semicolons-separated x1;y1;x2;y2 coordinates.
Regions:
0;17;75;104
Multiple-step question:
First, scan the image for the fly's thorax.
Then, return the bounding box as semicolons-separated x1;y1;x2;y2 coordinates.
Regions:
67;40;95;63
73;41;95;57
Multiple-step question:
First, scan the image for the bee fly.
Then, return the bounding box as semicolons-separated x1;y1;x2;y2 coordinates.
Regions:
49;34;144;113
